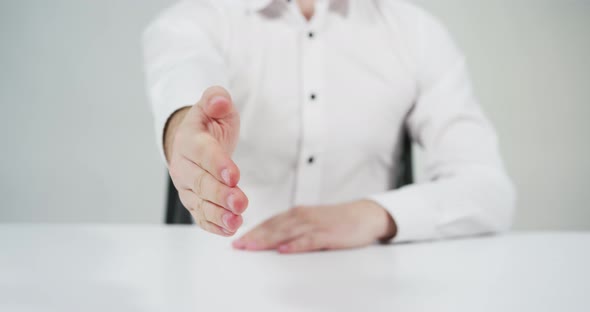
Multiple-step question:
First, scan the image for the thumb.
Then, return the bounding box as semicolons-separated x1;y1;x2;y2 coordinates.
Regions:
197;86;236;120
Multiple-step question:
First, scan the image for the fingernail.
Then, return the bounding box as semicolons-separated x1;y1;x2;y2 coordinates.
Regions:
222;213;232;229
221;228;233;235
278;245;290;253
221;169;231;185
209;95;225;107
227;194;236;212
246;242;258;250
232;239;246;249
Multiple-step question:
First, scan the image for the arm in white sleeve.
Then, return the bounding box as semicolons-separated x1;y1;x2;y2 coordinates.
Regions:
369;6;516;242
142;1;229;161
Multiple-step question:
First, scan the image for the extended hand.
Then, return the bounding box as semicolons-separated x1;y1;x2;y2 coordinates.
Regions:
232;200;397;254
165;86;248;236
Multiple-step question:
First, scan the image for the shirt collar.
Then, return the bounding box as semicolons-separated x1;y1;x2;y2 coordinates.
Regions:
246;0;274;12
246;0;345;13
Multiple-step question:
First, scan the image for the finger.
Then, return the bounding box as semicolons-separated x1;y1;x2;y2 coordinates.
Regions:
197;218;235;237
181;133;240;187
233;211;309;251
277;234;328;254
261;222;310;250
178;190;234;236
200;198;243;233
190;165;247;215
170;156;245;213
168;155;199;191
232;214;285;250
181;188;242;232
198;86;237;120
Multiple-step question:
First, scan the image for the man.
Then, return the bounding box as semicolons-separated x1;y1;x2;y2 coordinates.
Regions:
143;0;515;254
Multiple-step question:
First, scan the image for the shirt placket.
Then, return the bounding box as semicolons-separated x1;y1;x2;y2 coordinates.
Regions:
293;2;327;206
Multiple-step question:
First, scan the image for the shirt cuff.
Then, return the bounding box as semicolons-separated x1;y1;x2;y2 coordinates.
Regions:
367;186;439;243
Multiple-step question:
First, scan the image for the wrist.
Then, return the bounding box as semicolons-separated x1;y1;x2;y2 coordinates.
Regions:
163;106;190;163
359;199;397;242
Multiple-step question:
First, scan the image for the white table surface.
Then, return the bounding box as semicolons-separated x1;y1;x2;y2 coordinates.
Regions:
0;225;588;312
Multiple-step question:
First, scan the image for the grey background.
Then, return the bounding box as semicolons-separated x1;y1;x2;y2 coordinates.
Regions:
1;0;588;229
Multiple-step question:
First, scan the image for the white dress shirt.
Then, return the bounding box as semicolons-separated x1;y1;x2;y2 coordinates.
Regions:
143;0;516;242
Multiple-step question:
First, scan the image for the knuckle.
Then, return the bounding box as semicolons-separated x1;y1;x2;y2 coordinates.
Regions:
193;171;207;196
199;200;213;221
179;194;193;212
215;183;227;205
196;218;207;230
194;197;204;212
189;198;205;221
284;226;299;239
289;206;302;217
290;206;308;220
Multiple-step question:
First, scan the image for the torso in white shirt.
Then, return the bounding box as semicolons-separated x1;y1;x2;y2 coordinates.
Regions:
144;0;515;240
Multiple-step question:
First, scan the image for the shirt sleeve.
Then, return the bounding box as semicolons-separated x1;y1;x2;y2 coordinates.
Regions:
368;5;516;242
142;1;229;162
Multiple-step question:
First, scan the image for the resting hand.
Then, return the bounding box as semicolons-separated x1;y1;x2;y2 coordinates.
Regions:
165;86;248;236
232;200;396;254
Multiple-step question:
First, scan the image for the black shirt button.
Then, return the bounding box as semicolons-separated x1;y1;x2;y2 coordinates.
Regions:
308;31;314;39
310;93;316;100
307;156;315;164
